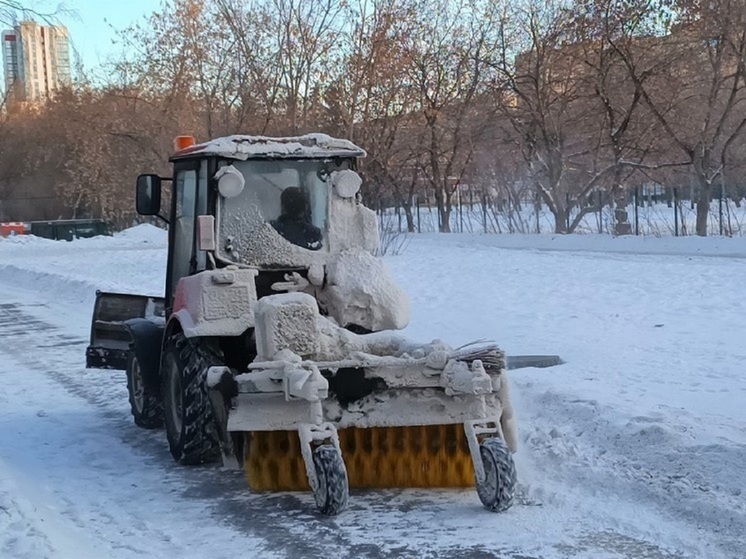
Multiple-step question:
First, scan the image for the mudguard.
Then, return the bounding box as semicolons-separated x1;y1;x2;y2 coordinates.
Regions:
124;318;165;392
171;268;259;338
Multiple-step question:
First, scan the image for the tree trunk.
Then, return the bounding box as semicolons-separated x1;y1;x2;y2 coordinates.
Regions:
695;187;710;236
613;185;632;236
403;204;415;233
553;207;568;234
436;188;451;232
440;207;451;232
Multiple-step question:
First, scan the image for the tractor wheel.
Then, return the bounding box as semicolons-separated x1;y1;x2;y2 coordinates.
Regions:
161;333;220;465
475;437;517;512
126;351;163;429
312;444;349;516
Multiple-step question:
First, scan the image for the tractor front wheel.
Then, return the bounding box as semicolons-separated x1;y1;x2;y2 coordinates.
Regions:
475;437;517;512
312;444;349;516
161;333;220;465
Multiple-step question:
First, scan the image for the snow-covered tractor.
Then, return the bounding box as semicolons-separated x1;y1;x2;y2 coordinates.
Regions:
86;134;518;515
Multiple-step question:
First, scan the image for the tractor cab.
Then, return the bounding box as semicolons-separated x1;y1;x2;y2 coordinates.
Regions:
136;134;378;307
87;133;402;371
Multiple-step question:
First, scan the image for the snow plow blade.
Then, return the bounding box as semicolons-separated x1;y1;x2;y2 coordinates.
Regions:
85;291;165;370
245;425;475;490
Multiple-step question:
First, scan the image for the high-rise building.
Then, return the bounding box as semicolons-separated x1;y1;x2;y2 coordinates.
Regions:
2;21;71;103
2;29;21;100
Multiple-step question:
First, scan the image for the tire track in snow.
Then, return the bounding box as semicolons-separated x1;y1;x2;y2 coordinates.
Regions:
0;302;290;559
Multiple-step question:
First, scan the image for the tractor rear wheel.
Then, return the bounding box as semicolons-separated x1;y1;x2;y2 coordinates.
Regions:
126;351;163;429
162;333;220;465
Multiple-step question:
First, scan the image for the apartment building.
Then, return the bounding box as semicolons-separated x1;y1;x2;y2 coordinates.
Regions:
2;20;71;103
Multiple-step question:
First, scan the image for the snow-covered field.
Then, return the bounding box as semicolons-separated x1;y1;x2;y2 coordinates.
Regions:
1;226;744;559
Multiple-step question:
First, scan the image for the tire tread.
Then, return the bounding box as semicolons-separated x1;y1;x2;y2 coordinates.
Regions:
476;437;516;512
126;351;163;429
162;334;220;465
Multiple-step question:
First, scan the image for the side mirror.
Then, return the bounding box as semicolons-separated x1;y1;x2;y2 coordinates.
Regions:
136;174;162;215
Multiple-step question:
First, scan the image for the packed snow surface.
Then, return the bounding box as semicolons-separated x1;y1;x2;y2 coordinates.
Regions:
1;228;745;558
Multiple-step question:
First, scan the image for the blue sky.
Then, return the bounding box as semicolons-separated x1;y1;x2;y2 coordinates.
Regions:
64;0;156;71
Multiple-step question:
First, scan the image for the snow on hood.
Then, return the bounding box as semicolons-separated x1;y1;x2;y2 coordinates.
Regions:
171;133;366;161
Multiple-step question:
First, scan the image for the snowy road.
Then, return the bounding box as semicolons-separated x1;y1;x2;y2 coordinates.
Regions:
1;229;744;558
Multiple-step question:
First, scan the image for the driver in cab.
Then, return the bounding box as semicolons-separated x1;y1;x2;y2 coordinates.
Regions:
271;187;323;251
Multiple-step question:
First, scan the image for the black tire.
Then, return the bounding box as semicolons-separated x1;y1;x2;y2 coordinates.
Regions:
126;351;163;429
312;445;349;516
161;333;220;465
476;437;517;512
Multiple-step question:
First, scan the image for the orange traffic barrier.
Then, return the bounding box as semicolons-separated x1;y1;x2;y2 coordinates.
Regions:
1;222;26;237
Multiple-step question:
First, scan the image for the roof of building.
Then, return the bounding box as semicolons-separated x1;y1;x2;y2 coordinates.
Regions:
170;133;366;161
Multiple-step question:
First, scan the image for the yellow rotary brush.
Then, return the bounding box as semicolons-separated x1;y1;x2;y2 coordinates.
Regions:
244;425;476;491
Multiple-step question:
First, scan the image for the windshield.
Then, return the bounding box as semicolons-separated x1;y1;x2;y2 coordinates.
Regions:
217;158;351;267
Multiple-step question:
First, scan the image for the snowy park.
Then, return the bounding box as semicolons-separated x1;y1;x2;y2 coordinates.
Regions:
1;226;743;559
3;0;746;556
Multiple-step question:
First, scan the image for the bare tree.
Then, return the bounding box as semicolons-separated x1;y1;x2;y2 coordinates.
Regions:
403;0;502;232
256;0;346;133
216;0;345;135
322;0;425;228
496;0;613;233
216;0;286;134
9;0;746;238
609;0;746;235
564;0;666;234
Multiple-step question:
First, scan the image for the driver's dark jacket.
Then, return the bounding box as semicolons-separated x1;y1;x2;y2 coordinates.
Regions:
270;215;323;251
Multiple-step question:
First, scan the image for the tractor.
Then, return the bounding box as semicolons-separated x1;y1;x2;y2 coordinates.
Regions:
86;133;519;515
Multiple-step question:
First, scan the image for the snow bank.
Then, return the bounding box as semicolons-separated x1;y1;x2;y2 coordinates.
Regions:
0;224;167;305
0;264;99;306
0;223;167;250
113;223;167;244
388;234;746;557
0;233;56;246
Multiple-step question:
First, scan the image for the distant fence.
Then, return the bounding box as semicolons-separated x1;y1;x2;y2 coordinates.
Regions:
378;188;746;237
